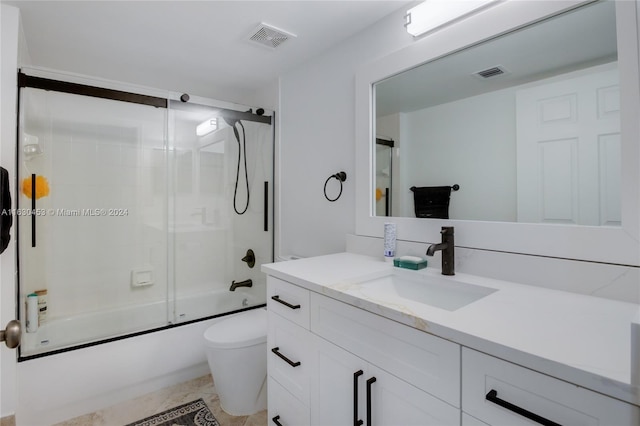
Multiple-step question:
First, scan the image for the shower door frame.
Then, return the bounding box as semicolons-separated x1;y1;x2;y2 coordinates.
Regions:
15;71;274;361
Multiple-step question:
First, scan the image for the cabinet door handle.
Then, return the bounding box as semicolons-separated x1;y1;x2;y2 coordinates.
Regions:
272;415;283;426
485;389;562;426
264;181;269;232
353;370;364;426
271;347;301;367
271;295;301;310
366;376;376;426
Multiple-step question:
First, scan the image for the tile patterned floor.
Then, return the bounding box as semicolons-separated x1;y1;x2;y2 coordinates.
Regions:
53;374;267;426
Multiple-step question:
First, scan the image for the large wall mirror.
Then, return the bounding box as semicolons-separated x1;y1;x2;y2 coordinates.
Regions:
355;0;639;265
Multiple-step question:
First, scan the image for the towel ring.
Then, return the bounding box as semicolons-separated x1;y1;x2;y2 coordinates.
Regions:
324;171;347;202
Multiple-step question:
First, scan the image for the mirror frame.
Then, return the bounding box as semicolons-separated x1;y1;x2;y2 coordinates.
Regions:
355;0;640;266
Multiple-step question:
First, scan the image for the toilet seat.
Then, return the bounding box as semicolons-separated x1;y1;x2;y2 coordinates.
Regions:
204;308;267;349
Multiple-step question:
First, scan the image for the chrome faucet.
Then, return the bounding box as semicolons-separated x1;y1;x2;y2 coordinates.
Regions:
426;226;455;275
230;279;253;291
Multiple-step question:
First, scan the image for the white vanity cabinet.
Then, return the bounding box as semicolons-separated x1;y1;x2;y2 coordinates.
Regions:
266;276;461;425
266;270;640;426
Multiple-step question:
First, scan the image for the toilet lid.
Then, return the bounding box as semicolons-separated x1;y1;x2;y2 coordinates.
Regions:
204;308;267;349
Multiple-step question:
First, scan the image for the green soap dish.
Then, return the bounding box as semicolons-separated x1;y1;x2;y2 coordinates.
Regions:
393;256;428;270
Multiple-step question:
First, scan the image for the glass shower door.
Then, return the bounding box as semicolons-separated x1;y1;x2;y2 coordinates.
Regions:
18;86;169;357
168;101;273;322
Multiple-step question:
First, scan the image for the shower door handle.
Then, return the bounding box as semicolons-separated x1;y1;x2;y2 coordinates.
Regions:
31;173;36;247
264;181;268;232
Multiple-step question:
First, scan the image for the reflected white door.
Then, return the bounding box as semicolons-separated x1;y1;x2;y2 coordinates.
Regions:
516;64;620;226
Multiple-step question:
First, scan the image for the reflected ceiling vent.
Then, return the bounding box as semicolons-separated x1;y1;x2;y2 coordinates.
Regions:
249;23;296;49
474;65;510;79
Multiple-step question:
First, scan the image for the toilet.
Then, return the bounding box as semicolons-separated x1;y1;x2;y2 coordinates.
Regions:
204;308;268;416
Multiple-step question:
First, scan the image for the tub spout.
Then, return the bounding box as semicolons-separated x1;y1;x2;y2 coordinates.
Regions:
230;279;253;291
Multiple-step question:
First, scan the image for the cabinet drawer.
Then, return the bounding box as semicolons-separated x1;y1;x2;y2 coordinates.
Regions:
310;292;460;407
268;311;312;405
267;276;310;329
462;348;640;425
268;377;310;426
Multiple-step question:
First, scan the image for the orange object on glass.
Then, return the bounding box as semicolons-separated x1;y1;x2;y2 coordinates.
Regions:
22;175;50;199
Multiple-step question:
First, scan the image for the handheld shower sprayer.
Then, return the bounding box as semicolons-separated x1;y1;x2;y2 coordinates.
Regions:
226;116;249;215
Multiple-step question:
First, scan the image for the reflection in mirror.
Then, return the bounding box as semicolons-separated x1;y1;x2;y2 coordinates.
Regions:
375;137;394;216
374;1;620;226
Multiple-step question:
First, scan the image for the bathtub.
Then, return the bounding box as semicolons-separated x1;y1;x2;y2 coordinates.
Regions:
20;289;262;358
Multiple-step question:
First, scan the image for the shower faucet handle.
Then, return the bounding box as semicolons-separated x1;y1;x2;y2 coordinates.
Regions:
242;249;255;268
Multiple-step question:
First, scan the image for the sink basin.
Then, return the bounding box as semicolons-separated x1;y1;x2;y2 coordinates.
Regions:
357;270;497;311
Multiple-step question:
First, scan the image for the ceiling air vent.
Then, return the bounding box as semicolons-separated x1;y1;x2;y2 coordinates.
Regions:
474;65;509;79
249;23;296;49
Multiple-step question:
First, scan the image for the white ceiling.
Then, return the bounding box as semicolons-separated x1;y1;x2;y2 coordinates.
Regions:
5;0;411;103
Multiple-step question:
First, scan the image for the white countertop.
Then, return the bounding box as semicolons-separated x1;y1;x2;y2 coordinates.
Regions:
262;252;640;406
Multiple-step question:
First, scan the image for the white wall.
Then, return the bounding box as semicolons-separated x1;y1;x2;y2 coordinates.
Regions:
278;4;414;258
1;4;22;418
279;1;639;304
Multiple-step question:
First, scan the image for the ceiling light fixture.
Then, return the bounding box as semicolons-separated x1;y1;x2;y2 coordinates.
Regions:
405;0;501;37
196;117;218;136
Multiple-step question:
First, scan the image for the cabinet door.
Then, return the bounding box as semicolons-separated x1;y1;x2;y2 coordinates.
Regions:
369;364;460;426
311;335;366;426
311;335;461;426
310;292;460;407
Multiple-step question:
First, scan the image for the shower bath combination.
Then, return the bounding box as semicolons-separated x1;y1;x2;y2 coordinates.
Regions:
15;75;274;358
